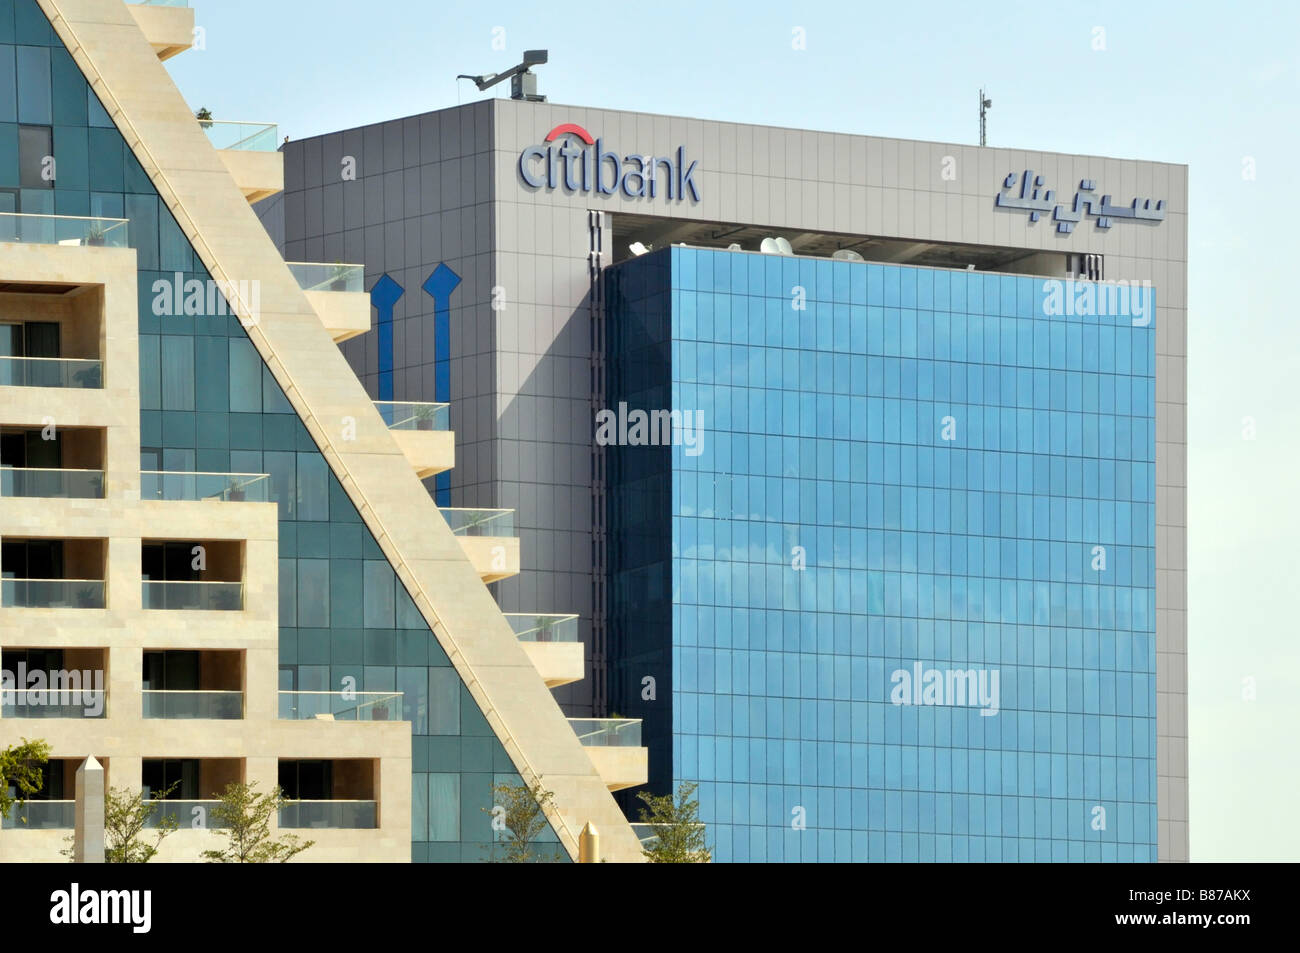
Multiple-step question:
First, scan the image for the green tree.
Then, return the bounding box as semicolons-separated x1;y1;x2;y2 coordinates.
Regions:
636;781;711;863
201;782;314;863
0;738;51;822
482;781;562;863
106;783;181;862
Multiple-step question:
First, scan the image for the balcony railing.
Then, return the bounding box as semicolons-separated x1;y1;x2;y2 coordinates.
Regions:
278;691;402;722
1;579;105;609
287;262;364;293
142;690;243;719
201;120;278;152
1;689;105;719
0;356;102;388
278;800;377;829
142;581;243;611
0;212;128;247
140;471;271;503
1;800;74;829
568;717;642;747
502;613;579;642
439;507;515;537
0;467;104;499
373;400;449;431
143;800;229;829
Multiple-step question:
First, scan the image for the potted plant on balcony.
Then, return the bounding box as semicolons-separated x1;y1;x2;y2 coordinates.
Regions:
534;616;556;643
225;479;246;502
461;510;493;536
195;107;213;130
71;364;101;388
86;224;107;247
75;586;99;609
414;404;439;431
328;263;351;292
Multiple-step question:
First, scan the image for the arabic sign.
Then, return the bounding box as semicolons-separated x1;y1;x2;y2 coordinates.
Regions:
995;171;1166;234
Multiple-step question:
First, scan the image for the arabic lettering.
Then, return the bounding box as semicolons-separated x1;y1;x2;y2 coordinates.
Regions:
995;171;1166;233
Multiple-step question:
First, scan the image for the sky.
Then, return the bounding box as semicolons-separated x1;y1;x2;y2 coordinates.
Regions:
163;0;1300;862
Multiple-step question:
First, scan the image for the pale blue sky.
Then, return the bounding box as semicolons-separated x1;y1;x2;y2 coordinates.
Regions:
166;0;1299;861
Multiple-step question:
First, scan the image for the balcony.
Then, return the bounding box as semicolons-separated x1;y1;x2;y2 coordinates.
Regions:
142;690;243;720
504;613;583;688
142;581;242;611
1;690;105;719
0;357;101;389
279;759;380;829
142;540;244;611
2;648;107;717
441;508;520;583
201;121;283;203
374;401;453;478
140;471;271;502
287;263;369;342
1;579;105;609
278;691;402;722
569;718;647;792
0;212;128;248
1;800;74;830
126;0;195;61
277;800;377;830
0;467;103;499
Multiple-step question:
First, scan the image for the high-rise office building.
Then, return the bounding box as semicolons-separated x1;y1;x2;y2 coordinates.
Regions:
263;96;1187;861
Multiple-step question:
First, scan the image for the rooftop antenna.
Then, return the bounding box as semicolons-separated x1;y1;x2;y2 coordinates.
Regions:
979;88;992;147
457;50;549;102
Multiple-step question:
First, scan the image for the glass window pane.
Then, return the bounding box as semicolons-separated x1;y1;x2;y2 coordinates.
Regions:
397;666;428;734
297;559;329;627
139;335;160;409
427;774;459;841
0;47;16;124
428;668;460;736
229;338;263;413
278;558;296;627
297;452;329;522
160;336;194;410
16;46;50;125
265;451;296;520
363;560;395;628
125;192;158;270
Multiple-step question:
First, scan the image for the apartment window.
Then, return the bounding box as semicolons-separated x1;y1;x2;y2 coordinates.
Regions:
141;542;201;583
0;321;59;359
142;651;200;692
142;759;200;801
0;428;61;468
1;540;64;579
279;760;331;800
18;125;52;189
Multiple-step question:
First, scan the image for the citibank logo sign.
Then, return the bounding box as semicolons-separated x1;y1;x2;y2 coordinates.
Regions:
518;123;701;202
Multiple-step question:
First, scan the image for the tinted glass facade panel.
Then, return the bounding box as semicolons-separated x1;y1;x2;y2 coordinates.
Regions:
608;246;1157;862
